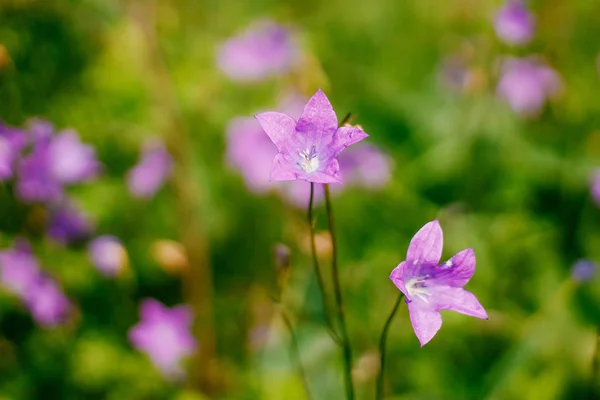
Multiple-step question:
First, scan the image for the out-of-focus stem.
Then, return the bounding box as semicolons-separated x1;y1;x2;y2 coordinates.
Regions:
376;292;404;400
324;184;354;400
281;309;313;400
591;328;600;398
132;1;217;394
308;183;341;344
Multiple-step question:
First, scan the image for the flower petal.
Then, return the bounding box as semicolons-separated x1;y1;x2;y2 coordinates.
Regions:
270;153;300;181
140;298;165;321
331;126;369;155
434;248;476;287
431;286;488;319
295;89;338;147
389;261;408;295
255;112;297;152
295;158;341;184
406;220;443;265
407;301;442;346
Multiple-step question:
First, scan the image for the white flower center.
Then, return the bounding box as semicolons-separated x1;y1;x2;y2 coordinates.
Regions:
298;146;319;173
405;277;431;303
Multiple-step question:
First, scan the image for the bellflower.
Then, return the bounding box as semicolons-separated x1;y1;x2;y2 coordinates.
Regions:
497;57;561;116
47;202;93;244
27;118;54;142
24;276;70;327
87;235;127;277
389;220;488;346
128;299;197;378
127;140;173;199
48;130;100;184
217;20;298;82
571;259;597;283
0;240;41;298
16;141;64;203
338;143;391;189
494;1;535;46
0;122;27;181
255;89;369;184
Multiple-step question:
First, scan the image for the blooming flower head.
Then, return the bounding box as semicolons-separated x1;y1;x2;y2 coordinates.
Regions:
128;299;197;378
389;220;488;346
571;259;597;282
338;143;391;189
127;140;173;199
48;130;100;184
16;140;64;204
217;20;298;82
87;235;128;277
494;1;535;46
255;89;369;184
0;239;41;298
47;202;93;244
24;276;70;327
497;57;561;116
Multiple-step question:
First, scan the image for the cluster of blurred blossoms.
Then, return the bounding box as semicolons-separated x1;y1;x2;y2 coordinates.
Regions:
0;119;196;377
493;1;561;117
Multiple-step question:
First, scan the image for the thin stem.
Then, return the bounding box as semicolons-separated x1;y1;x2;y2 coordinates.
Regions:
308;183;342;344
376;292;404;400
591;327;600;398
324;184;355;400
281;309;313;400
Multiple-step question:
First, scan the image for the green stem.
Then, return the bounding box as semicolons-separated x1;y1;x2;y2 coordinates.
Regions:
324;184;354;400
376;292;404;400
308;183;342;344
591;327;600;398
281;309;313;400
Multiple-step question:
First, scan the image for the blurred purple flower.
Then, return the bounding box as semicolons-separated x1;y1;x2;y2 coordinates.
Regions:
27;118;54;143
128;299;197;378
389;220;488;346
217;20;298;82
127;140;173;199
497;58;561;116
48;130;100;184
494;1;535;46
255;89;368;184
16;141;64;204
0;122;27;181
591;169;600;207
0;240;41;298
338;143;392;189
88;235;127;277
47;202;93;244
24;276;70;327
571;259;597;282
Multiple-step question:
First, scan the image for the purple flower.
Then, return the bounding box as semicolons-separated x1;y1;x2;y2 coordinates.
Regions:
0;240;41;298
87;235;127;277
48;130;100;184
389;220;488;346
494;1;535;46
24;276;70;327
226;117;277;193
217;20;298;82
497;57;561;116
27;118;54;143
0;122;27;181
47;202;93;244
16;141;64;203
127;140;173;199
255;89;369;184
338;143;392;189
571;259;597;282
591;169;600;207
128;299;197;378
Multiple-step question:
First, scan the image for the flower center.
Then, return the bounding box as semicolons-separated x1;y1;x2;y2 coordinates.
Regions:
405;277;431;303
297;146;319;173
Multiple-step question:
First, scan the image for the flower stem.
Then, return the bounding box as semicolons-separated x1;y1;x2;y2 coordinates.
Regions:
308;183;341;344
281;309;313;400
324;184;355;400
376;292;404;400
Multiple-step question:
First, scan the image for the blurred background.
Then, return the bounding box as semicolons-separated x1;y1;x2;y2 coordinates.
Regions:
1;0;600;399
